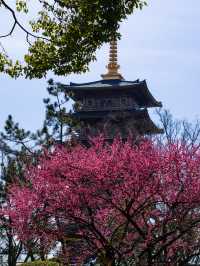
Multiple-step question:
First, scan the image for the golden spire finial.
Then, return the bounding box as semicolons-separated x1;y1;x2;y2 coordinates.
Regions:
101;38;124;80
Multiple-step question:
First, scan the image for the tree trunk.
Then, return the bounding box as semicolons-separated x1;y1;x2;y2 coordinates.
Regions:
7;232;16;266
103;257;115;266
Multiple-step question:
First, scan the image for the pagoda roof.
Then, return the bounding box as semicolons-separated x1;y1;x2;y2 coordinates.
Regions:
72;109;163;135
68;79;140;88
62;79;162;108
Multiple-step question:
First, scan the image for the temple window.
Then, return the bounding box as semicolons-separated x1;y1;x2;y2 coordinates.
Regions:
87;99;93;106
121;97;128;106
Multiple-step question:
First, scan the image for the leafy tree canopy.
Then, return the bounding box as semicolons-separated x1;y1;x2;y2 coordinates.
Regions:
0;0;146;78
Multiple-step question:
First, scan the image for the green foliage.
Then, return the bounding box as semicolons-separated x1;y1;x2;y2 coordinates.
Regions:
20;261;60;266
0;0;147;78
16;0;28;13
41;79;74;144
0;82;76;264
0;54;22;78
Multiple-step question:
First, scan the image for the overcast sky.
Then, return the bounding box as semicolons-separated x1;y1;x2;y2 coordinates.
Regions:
0;1;200;132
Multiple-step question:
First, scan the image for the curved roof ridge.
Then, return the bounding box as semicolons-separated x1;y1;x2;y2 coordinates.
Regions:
69;79;140;87
70;79;105;86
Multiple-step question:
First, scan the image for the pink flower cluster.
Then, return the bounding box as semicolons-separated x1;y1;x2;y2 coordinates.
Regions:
4;138;200;264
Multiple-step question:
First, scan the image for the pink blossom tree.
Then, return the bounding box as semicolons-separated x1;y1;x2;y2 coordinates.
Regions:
3;138;200;265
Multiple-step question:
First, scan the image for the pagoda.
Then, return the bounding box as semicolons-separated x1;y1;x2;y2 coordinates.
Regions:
63;40;163;141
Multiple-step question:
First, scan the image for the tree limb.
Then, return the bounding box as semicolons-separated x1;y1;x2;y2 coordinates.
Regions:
0;0;50;42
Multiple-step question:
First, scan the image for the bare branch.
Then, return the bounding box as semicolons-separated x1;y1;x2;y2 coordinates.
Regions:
0;0;50;42
0;41;8;54
0;21;17;38
2;136;34;155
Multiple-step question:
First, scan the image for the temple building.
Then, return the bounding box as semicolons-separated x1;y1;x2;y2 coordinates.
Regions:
63;40;163;141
